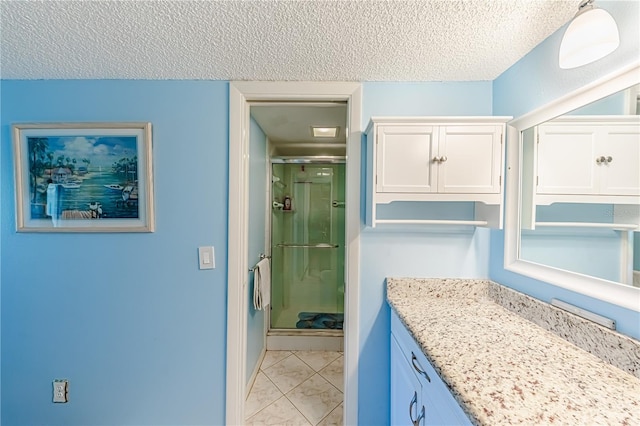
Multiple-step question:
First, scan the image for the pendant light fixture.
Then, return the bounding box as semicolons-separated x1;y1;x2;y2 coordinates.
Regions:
559;0;620;69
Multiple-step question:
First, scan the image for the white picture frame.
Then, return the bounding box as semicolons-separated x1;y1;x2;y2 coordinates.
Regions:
12;122;155;232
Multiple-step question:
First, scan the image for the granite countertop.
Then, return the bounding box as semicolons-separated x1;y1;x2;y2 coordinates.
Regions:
387;278;640;425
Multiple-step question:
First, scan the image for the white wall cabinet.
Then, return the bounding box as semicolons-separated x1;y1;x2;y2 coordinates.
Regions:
521;115;640;230
366;117;510;228
536;116;640;201
390;310;471;426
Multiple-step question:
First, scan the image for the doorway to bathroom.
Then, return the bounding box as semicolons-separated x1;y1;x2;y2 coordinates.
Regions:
227;82;362;426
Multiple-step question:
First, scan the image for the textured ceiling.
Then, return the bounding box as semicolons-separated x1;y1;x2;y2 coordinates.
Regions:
0;1;577;81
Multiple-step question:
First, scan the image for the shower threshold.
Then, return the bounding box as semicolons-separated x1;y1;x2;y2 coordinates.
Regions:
267;329;343;351
268;328;343;337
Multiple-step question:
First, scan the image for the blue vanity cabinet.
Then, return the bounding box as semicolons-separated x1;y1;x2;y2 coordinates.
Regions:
391;310;471;426
391;333;425;425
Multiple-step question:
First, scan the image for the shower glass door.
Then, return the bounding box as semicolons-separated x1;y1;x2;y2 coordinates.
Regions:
270;162;345;330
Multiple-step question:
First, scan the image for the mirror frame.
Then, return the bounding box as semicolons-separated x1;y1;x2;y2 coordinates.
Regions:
505;62;640;312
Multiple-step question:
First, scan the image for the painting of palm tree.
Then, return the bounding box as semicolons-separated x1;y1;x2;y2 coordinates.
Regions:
28;137;49;202
13;123;154;232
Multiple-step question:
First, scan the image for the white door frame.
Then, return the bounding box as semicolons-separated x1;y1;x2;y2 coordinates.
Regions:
227;82;362;425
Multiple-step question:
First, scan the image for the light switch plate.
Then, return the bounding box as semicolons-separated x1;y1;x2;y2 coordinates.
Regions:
198;246;215;270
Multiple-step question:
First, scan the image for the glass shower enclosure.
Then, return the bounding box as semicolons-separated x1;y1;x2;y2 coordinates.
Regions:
270;161;345;331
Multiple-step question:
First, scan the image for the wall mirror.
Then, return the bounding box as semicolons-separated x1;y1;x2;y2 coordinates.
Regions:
505;63;640;312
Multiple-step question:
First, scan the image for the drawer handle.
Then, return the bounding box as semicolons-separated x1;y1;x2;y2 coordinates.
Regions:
415;405;425;426
409;392;425;426
409;391;417;420
411;352;431;382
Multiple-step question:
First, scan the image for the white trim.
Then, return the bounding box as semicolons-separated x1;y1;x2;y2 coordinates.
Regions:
344;84;362;426
620;231;633;286
245;347;266;399
504;62;640;312
226;84;250;425
226;82;362;426
366;115;512;129
543;114;640;124
534;222;638;230
509;61;640;131
374;219;488;226
266;335;343;351
625;83;640;115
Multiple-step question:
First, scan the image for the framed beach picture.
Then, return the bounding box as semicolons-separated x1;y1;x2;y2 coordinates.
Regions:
12;122;155;232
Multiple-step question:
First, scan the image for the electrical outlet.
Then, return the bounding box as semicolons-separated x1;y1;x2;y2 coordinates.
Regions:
53;379;68;403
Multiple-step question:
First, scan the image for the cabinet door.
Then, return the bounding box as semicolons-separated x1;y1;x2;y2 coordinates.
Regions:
391;335;424;426
537;125;599;195
377;125;437;193
420;362;470;425
599;125;640;196
438;125;502;193
392;311;472;426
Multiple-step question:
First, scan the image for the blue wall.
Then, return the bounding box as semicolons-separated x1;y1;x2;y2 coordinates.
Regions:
361;81;493;129
2;79;495;425
1;80;229;425
358;81;493;425
246;117;268;384
491;0;640;339
1;79;494;424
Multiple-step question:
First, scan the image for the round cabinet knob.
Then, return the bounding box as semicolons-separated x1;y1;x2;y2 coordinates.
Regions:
606;156;613;163
440;156;448;162
596;156;606;164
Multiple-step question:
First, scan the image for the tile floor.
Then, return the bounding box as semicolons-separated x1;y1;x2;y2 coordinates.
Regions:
245;350;343;425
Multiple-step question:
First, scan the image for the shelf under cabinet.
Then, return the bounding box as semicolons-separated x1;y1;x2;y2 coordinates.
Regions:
375;219;489;226
534;221;638;230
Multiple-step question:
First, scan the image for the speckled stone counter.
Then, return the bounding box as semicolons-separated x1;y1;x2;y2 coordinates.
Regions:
387;278;640;425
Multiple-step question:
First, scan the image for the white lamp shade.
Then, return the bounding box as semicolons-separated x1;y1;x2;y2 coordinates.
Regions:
559;7;620;69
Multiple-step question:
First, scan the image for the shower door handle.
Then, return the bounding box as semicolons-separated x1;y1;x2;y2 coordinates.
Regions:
276;243;339;248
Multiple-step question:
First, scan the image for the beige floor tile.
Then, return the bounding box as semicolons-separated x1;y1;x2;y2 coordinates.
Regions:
317;403;343;426
245;371;283;419
264;353;315;394
246;396;312;426
295;350;342;372
319;355;343;392
261;350;293;370
286;374;343;425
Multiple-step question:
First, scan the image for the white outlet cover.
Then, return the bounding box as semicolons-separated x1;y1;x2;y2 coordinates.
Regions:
53;379;68;403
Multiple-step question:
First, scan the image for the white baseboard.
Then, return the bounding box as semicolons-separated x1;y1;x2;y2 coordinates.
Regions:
245;347;266;399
